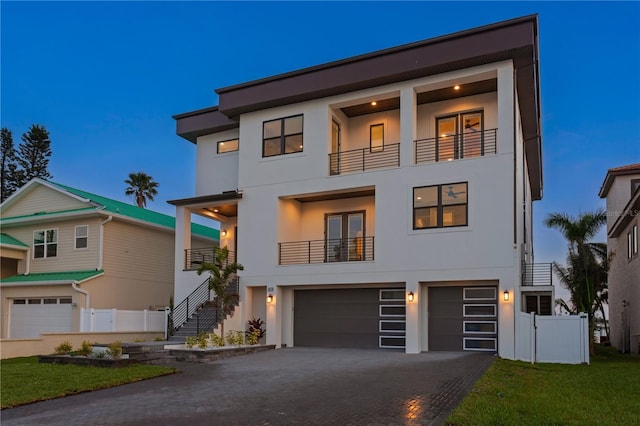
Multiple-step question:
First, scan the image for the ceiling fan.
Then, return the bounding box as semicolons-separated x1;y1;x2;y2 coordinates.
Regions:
447;185;466;198
464;119;480;132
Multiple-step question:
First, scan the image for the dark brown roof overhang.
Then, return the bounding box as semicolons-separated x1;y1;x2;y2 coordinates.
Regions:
173;106;239;144
167;190;243;206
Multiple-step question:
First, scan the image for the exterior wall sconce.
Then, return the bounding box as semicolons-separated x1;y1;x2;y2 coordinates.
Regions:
221;229;227;237
408;291;414;303
503;291;510;302
267;294;273;303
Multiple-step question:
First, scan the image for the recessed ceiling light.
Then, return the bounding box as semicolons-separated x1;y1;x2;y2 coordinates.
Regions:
454;85;460;90
417;196;422;200
371;101;377;106
213;209;219;213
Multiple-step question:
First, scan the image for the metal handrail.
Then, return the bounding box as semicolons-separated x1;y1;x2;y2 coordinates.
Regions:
415;128;497;164
168;277;210;337
279;236;375;265
185;247;236;270
329;143;400;175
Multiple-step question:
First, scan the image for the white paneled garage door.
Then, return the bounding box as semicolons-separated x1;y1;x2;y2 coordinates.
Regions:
10;297;72;338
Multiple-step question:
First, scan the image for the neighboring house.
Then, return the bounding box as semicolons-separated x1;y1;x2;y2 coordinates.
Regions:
0;178;218;339
599;163;640;354
169;15;555;359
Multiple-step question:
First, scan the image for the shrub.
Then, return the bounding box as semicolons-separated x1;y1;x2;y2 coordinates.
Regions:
247;318;266;341
185;336;197;349
226;330;245;346
54;341;73;355
107;341;122;359
209;332;225;347
196;332;209;349
246;328;261;345
154;336;165;341
76;341;93;357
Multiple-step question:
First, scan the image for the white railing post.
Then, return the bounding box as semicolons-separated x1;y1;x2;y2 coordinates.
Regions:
165;307;170;340
90;308;96;332
143;309;149;331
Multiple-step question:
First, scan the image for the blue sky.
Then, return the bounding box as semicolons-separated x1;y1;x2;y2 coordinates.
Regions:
2;1;639;269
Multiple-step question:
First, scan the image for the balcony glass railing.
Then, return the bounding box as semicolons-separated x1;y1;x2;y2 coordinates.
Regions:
415;128;497;164
329;144;399;175
279;236;375;265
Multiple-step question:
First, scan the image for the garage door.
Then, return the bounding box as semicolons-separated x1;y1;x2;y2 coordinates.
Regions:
10;297;72;338
294;288;406;349
428;286;497;352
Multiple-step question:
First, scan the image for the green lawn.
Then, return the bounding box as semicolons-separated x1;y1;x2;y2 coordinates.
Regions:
1;356;175;409
446;347;640;425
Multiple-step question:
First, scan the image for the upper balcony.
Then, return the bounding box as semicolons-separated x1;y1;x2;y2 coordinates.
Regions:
521;263;553;287
415;128;497;164
329;144;400;175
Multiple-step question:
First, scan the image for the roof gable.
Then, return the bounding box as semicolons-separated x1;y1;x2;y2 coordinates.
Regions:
1;179;218;240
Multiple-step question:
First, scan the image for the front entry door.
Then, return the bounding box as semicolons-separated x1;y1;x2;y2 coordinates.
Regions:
326;211;364;262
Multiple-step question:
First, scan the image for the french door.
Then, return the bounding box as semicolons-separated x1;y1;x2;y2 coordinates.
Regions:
436;110;484;161
326;211;365;262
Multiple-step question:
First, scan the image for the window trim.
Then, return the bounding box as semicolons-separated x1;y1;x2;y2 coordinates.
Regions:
33;228;58;259
633;224;638;257
262;114;303;158
75;225;88;250
413;182;468;230
217;138;239;154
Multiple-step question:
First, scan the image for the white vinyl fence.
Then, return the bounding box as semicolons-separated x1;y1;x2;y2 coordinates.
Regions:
516;312;589;364
80;308;169;335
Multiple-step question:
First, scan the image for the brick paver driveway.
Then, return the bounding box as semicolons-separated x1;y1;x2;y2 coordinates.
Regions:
1;347;493;426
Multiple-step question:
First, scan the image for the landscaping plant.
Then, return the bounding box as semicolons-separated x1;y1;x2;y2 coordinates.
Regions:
54;341;73;355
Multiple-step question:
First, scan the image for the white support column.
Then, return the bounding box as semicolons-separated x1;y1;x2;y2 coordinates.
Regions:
405;281;421;354
174;206;193;303
399;86;416;167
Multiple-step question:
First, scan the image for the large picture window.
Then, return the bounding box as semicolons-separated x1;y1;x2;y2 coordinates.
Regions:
34;229;57;258
413;182;468;229
263;115;303;157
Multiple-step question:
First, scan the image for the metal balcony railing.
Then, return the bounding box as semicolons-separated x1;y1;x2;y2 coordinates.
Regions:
279;236;375;265
522;263;553;286
329;143;400;175
185;247;236;271
415;128;497;164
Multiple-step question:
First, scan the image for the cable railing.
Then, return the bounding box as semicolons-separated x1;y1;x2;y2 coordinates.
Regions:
415;128;497;164
279;236;375;265
329;143;400;175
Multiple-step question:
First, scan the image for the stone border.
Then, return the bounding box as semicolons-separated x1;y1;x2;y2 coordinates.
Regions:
166;344;276;363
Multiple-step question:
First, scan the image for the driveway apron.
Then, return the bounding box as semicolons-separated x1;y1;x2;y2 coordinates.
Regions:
1;348;493;426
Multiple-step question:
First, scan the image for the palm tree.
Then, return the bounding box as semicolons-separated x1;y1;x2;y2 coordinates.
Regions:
197;246;244;338
124;172;158;208
544;209;608;354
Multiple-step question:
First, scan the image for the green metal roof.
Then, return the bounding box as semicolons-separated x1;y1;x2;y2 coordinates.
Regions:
0;233;29;247
1;270;104;284
3;180;218;241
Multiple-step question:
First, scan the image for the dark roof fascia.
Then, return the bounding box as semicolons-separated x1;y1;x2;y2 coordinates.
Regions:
609;188;640;238
599;165;640;198
215;15;539;117
174;106;239;144
167;191;243;207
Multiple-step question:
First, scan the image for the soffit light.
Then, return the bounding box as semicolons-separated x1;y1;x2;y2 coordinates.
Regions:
454;85;460;90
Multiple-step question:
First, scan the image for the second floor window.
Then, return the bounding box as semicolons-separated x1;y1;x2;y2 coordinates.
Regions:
217;138;239;154
414;182;468;229
263;114;303;157
75;225;88;249
34;229;57;258
370;123;384;152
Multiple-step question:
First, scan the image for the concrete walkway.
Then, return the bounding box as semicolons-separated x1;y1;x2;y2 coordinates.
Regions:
1;348;494;426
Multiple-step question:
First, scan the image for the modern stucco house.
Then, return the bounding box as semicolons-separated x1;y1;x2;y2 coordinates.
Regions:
169;15;555;359
599;163;640;354
0;178;218;339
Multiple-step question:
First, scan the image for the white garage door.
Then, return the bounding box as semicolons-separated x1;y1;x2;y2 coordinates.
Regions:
10;297;72;338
